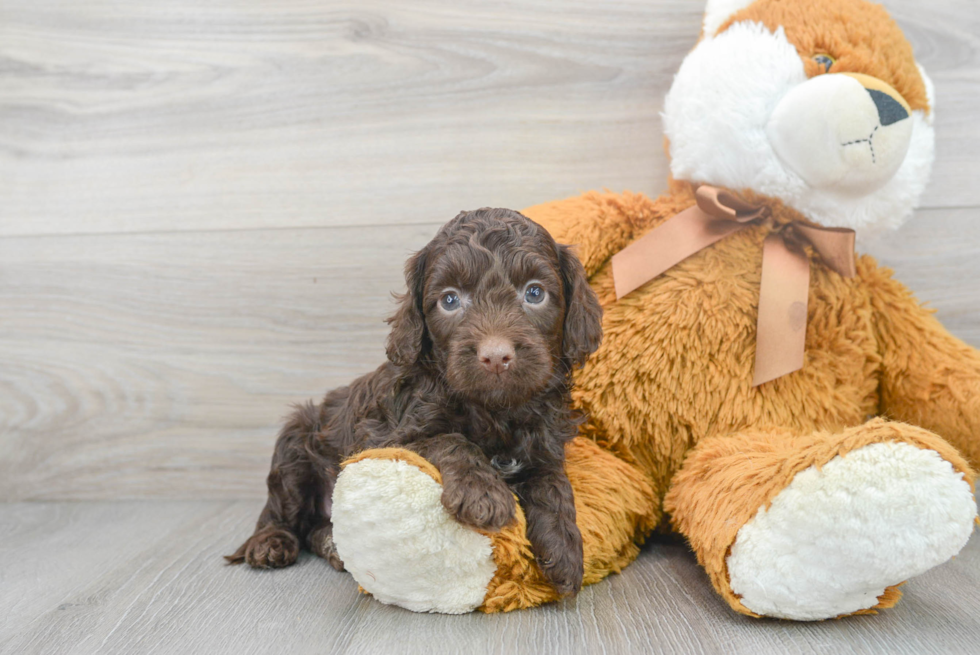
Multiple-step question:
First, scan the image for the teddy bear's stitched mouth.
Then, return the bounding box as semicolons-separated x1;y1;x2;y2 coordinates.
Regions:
841;124;880;164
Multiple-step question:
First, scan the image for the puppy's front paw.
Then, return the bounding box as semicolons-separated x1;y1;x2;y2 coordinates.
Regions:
535;525;584;597
231;527;300;569
441;476;516;532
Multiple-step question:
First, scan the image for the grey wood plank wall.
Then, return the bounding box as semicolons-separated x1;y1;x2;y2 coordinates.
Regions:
1;0;979;500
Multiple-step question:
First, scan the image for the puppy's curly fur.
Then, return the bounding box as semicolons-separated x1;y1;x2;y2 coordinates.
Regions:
227;208;603;596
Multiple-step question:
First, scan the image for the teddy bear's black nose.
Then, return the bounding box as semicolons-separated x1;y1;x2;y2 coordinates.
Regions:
867;88;909;126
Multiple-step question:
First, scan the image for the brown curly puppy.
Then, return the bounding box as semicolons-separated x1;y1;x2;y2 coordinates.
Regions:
226;208;603;596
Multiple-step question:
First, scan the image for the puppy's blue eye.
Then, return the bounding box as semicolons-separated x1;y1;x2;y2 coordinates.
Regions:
440;292;460;311
524;284;545;305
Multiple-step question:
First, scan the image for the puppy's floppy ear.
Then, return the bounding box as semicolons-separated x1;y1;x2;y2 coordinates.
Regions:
557;244;603;368
386;246;430;367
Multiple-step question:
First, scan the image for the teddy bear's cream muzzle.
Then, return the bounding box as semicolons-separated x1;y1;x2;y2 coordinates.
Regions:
767;72;913;196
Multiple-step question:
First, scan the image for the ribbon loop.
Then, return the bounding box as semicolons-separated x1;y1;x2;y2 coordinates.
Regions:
695;186;767;222
610;185;857;386
793;223;856;278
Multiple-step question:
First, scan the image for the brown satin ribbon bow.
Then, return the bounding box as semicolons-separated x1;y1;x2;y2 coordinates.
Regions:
611;186;856;386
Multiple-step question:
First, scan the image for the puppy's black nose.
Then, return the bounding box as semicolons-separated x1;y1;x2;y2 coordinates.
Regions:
478;337;515;375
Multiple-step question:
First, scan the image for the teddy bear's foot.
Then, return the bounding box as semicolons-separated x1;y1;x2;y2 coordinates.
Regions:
727;440;976;620
666;419;977;621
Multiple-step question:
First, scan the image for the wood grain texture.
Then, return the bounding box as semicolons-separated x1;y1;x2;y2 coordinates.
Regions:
0;500;977;655
864;207;980;347
1;0;978;239
0;0;695;237
0;222;441;500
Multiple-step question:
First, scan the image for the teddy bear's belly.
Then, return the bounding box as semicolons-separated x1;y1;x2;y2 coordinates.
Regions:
573;255;881;496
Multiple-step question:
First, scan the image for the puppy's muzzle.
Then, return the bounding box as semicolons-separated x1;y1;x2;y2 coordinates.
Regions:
478;336;515;375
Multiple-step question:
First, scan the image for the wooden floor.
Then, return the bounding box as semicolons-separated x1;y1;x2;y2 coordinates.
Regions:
1;1;979;653
2;500;979;655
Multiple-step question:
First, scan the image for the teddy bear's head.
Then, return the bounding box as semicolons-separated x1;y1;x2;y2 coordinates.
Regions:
663;0;934;238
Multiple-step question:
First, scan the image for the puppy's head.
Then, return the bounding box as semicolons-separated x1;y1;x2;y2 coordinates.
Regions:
386;208;602;406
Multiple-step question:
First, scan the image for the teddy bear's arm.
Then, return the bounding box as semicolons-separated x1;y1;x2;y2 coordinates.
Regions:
523;185;692;278
868;260;980;467
331;438;657;613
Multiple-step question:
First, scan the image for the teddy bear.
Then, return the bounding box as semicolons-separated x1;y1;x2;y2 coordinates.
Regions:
328;0;980;620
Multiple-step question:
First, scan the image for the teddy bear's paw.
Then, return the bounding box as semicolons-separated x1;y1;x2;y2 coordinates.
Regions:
726;442;977;620
332;456;497;614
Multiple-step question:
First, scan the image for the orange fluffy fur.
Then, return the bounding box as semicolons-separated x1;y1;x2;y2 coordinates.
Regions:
346;177;979;615
718;0;929;113
344;0;978;616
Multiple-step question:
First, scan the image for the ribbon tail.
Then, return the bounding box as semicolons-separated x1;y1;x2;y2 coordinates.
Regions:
753;234;811;386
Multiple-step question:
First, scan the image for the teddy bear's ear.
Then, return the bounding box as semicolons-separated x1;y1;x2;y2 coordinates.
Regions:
917;63;936;124
702;0;755;37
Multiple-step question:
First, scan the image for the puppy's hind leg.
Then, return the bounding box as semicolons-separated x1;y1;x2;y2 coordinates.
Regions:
226;402;329;569
305;443;345;571
308;521;345;571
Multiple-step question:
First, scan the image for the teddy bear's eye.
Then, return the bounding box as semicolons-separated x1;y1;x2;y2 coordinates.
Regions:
813;54;835;73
